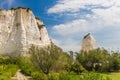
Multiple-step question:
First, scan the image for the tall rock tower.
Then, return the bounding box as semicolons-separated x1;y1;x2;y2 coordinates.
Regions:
0;8;51;56
81;33;97;51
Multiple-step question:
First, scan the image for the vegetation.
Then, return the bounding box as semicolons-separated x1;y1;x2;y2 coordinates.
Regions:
0;56;19;80
37;23;45;30
10;7;31;12
0;45;120;80
10;8;16;10
76;48;120;72
35;17;41;20
29;43;68;74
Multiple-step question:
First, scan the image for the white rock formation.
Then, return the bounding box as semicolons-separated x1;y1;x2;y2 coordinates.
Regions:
0;8;51;56
81;33;97;51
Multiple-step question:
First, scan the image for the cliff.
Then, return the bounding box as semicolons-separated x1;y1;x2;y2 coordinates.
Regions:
0;8;51;56
81;33;97;51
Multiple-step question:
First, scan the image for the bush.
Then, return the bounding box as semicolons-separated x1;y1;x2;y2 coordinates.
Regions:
0;56;19;65
31;71;47;80
47;73;59;80
18;57;34;76
76;48;120;72
80;72;112;80
10;8;16;10
65;62;86;74
30;44;63;74
0;64;18;80
59;72;70;80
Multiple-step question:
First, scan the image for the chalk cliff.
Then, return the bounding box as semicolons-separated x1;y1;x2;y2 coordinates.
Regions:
81;33;97;51
0;8;51;56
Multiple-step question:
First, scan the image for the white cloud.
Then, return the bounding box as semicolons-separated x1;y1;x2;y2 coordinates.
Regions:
49;0;120;34
48;0;114;13
52;6;120;36
49;0;120;51
53;19;91;36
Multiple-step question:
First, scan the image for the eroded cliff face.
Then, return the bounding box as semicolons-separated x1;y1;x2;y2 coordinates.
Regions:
81;33;97;51
0;8;51;56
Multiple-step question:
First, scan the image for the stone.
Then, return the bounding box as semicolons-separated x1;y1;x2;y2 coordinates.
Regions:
0;8;51;56
81;33;97;51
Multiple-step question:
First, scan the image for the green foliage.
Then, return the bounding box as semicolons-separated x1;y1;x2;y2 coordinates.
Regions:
76;48;120;72
65;61;86;74
0;45;120;80
10;8;16;10
47;73;59;80
51;51;70;72
0;56;19;65
31;71;47;80
76;49;103;71
80;72;112;80
0;64;18;80
17;57;34;76
59;72;70;80
30;43;64;74
109;52;120;71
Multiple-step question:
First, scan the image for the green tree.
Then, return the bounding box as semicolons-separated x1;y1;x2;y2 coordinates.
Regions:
76;48;111;72
29;43;63;74
76;49;101;71
109;52;120;71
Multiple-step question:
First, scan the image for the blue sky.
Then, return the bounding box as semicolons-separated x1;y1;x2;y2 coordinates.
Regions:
0;0;120;51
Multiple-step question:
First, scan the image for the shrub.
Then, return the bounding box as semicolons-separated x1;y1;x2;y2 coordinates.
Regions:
80;72;112;80
59;72;70;80
0;56;19;65
0;64;18;80
31;71;47;80
76;48;120;72
65;62;86;74
47;73;59;80
27;8;31;12
30;44;62;74
0;65;4;71
18;57;34;76
6;64;19;76
10;8;16;10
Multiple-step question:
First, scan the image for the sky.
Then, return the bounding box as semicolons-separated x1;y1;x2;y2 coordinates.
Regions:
0;0;120;51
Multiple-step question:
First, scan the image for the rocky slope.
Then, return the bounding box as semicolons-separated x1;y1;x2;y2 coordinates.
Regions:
0;8;51;56
81;33;97;51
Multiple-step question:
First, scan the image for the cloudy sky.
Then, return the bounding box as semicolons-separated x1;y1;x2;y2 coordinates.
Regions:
0;0;120;51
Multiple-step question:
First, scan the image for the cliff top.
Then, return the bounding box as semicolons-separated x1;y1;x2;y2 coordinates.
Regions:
83;33;91;39
0;7;31;11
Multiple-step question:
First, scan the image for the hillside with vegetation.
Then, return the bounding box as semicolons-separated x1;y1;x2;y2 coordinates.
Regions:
0;43;120;80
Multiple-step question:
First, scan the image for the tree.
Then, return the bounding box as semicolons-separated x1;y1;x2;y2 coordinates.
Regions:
76;49;101;71
29;43;63;74
76;48;111;72
109;52;120;71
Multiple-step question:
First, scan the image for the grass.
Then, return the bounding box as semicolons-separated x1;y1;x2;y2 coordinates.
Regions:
0;64;18;80
107;72;120;80
61;72;120;80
